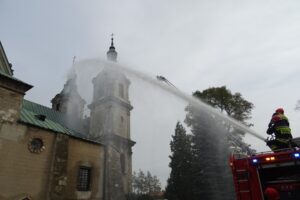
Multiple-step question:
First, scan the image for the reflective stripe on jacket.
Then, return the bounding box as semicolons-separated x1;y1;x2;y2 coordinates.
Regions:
271;114;292;138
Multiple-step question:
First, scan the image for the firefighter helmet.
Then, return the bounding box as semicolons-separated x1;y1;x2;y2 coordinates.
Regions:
275;108;284;114
264;187;280;200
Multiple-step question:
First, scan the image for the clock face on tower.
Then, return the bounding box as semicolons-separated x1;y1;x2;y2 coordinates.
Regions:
28;137;45;153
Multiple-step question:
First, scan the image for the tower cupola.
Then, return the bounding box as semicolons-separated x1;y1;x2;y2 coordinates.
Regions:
51;67;85;119
106;34;118;62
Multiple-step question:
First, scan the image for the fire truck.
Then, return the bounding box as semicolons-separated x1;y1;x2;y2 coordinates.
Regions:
230;138;300;200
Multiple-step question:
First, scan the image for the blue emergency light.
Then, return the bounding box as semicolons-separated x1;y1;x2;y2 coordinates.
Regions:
252;159;258;163
294;153;300;158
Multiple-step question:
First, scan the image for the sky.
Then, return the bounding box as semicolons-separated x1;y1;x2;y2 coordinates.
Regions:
1;0;300;186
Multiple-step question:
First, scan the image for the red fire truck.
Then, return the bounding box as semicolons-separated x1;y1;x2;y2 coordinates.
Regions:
230;138;300;200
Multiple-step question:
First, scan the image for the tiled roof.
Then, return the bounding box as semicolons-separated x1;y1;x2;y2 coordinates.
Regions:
20;99;95;143
20;108;69;134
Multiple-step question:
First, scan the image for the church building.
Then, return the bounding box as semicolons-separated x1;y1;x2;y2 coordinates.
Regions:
0;38;135;200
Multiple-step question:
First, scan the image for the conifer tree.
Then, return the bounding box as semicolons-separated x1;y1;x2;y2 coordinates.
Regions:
165;122;193;200
185;103;230;200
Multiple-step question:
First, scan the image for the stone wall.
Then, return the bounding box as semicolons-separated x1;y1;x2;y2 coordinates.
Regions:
105;146;126;200
0;121;106;200
0;124;55;200
104;144;133;200
111;105;130;138
0;87;23;123
48;134;69;200
65;138;104;200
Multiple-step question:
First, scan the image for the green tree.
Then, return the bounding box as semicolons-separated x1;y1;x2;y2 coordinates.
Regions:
145;171;161;194
132;170;146;194
165;122;193;200
183;86;254;200
193;86;255;154
193;86;253;125
132;170;161;195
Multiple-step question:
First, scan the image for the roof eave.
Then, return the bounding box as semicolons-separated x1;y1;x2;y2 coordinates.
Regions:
0;72;33;94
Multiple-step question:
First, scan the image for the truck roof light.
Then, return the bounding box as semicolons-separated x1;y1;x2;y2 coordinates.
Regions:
265;157;275;161
294;153;300;158
252;159;258;163
270;156;275;160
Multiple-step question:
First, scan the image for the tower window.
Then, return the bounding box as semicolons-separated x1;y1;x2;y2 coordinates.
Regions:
56;103;60;111
120;154;126;174
119;83;124;98
77;166;91;191
98;86;104;98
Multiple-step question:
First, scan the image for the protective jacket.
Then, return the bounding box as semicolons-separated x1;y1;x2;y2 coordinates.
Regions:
266;112;294;151
267;113;292;139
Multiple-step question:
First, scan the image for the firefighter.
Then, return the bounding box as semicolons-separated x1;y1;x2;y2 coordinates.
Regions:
264;187;280;200
266;108;293;151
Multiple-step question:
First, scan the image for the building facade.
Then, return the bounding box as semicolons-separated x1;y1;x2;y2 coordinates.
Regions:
0;39;135;200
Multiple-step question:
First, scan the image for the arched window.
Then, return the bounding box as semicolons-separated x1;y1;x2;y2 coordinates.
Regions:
56;103;60;111
98;86;104;98
120;154;126;174
119;83;124;98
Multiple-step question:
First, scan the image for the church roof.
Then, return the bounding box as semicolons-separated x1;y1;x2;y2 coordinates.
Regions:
0;70;31;87
0;42;32;92
20;99;98;144
0;41;14;76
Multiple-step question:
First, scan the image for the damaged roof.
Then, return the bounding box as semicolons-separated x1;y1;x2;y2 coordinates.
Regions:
20;99;96;143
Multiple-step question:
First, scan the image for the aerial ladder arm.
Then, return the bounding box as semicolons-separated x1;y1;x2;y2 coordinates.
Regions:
156;75;177;89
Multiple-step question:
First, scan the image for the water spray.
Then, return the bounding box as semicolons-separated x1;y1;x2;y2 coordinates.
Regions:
108;61;265;142
74;58;266;142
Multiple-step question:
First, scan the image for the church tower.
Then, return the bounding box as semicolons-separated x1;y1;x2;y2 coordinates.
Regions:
51;69;85;120
89;36;135;200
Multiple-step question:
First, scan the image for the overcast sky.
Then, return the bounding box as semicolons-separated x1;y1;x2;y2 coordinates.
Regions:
1;0;300;186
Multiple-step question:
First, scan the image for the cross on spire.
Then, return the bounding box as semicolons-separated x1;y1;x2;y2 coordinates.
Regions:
72;56;76;65
107;33;117;61
111;33;114;46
